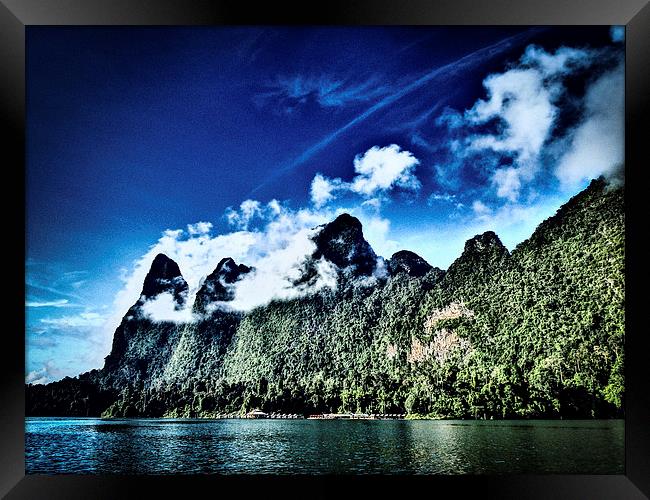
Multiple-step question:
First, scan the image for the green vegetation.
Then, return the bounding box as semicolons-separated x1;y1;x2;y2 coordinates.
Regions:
26;178;624;419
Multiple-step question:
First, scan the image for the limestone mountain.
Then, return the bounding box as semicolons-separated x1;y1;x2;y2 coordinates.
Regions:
311;213;378;277
102;255;189;389
26;177;624;420
193;257;251;314
139;253;189;307
443;231;510;287
388;250;436;278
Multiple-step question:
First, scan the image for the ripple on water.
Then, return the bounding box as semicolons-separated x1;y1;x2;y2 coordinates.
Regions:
25;418;624;475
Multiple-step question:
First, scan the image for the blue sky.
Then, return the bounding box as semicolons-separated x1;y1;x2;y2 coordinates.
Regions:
26;26;624;383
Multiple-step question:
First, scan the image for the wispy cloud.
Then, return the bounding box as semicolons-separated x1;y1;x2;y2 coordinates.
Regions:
427;192;463;210
62;270;89;279
251;28;543;194
26;299;78;308
255;74;389;114
26;262;88;302
236;28;277;64
40;312;106;328
25;281;84;301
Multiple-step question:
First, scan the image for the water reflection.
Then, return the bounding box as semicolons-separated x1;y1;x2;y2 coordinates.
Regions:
25;418;624;475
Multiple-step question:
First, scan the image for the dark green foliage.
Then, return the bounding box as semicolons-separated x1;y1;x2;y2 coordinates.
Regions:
26;178;624;419
26;370;116;417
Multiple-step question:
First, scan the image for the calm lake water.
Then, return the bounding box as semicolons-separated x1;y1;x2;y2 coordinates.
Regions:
25;418;624;474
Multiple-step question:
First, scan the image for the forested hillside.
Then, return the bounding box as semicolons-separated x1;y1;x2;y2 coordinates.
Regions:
26;177;624;419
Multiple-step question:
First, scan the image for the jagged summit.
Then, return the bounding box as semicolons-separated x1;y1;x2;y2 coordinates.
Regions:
462;231;508;256
327;213;362;230
444;231;509;284
214;257;252;281
193;257;251;313
140;253;188;307
311;213;377;276
388;250;433;278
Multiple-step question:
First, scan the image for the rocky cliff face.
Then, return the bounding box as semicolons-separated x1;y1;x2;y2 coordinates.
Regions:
101;254;189;390
311;213;378;277
140;253;189;307
26;178;625;419
193;257;251;315
388;250;435;278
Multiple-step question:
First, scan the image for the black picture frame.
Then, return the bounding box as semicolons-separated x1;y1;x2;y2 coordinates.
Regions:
2;1;649;498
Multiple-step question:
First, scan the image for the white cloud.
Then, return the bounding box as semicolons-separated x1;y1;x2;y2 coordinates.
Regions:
107;201;337;332
267;199;282;215
492;167;523;202
225;199;263;229
226;227;339;311
106;187;402;337
101;197;387;358
464;57;566;201
361;198;382;211
438;44;622;202
428;192;456;204
26;299;73;308
554;63;624;188
187;221;213;235
307;145;421;208
40;312;106;328
25;372;49;385
310;173;341;208
141;292;197;323
467;68;556;163
350;145;421;196
520;45;592;77
109;229;259;329
26;361;63;385
472;200;491;215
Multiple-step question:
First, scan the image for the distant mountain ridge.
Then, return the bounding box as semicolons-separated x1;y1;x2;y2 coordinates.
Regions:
26;177;624;419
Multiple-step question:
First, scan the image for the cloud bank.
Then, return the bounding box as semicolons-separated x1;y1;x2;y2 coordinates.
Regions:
554;62;624;187
26;361;63;385
109;144;419;329
435;44;624;202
